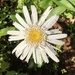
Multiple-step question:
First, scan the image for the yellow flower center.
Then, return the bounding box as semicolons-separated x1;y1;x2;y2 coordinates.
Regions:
27;27;45;45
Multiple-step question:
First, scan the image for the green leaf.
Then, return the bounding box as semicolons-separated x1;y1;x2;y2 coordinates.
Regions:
53;0;62;5
39;0;53;9
61;69;67;74
59;0;75;11
17;0;25;8
0;27;15;37
37;62;43;68
16;0;25;13
10;15;18;22
64;12;73;18
69;0;75;5
53;0;75;11
6;71;16;75
1;61;10;71
48;6;66;18
16;9;23;13
56;45;62;52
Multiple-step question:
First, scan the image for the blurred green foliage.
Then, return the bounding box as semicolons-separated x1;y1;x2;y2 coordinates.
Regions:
0;0;75;75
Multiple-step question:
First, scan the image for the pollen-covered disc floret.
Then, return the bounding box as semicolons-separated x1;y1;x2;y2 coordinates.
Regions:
27;26;45;45
7;5;67;65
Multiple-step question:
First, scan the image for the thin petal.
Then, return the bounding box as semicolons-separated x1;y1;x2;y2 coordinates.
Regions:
15;14;29;29
23;6;32;25
46;42;57;55
12;40;26;54
25;47;33;63
45;29;62;35
36;48;43;65
39;46;49;63
32;47;36;63
15;43;27;58
7;31;24;36
47;34;67;39
50;29;62;34
44;46;59;62
42;15;59;30
20;45;31;60
8;35;24;41
31;5;38;25
47;39;65;45
38;6;52;26
50;45;61;51
13;22;25;31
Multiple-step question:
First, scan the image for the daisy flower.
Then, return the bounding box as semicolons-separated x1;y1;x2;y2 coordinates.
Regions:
7;5;67;65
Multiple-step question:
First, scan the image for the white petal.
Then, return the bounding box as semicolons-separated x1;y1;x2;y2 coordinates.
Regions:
20;45;31;60
39;46;49;63
25;47;33;63
50;45;61;51
13;22;25;31
46;42;57;55
47;34;67;39
44;46;59;62
42;15;59;30
47;39;65;45
12;40;26;54
15;14;29;29
15;43;27;58
23;6;32;25
31;5;38;25
8;35;24;41
32;47;36;63
50;29;62;34
45;29;62;35
36;48;43;65
7;31;24;36
38;6;52;26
